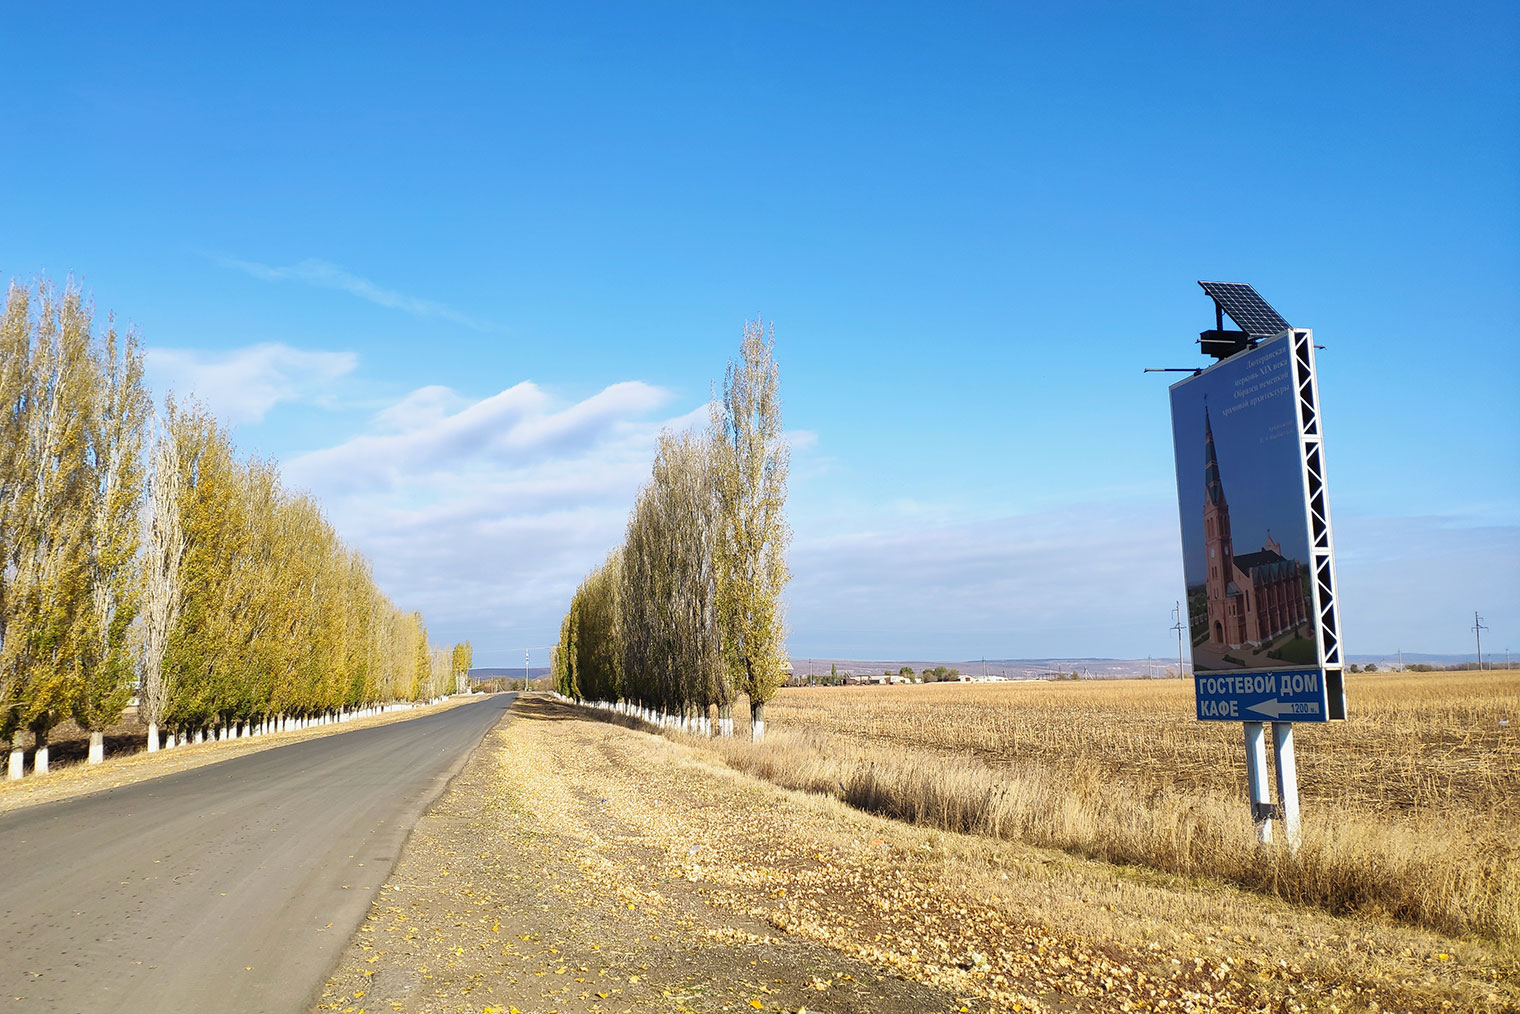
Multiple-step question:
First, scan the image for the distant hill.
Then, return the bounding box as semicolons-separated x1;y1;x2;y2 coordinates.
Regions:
789;653;1510;679
465;654;1508;687
469;667;550;681
788;657;1175;680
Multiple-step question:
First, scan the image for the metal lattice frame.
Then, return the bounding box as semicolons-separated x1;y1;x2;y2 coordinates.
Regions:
1289;328;1347;719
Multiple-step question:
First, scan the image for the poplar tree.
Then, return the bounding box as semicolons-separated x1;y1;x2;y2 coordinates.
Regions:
138;405;185;751
0;285;33;775
161;403;240;738
410;614;431;700
3;286;98;772
75;318;149;762
450;641;474;694
554;607;578;699
619;494;662;712
575;552;622;706
712;319;791;741
648;431;722;726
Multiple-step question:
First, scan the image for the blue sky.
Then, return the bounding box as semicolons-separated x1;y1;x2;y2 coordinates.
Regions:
3;1;1516;666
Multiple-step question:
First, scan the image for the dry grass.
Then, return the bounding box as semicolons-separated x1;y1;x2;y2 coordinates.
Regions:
659;671;1518;946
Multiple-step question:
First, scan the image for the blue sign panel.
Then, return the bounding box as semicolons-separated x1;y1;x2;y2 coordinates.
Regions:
1194;668;1330;723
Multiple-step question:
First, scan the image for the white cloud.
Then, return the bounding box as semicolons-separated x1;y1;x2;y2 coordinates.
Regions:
287;380;690;663
786;428;820;451
373;385;466;432
215;255;491;330
785;503;1185;659
147;342;358;423
288;380;670;495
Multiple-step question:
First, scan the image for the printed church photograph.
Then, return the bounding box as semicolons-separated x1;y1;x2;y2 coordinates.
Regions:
1170;339;1318;673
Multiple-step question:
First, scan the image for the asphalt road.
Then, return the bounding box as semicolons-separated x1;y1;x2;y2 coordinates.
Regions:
0;692;516;1013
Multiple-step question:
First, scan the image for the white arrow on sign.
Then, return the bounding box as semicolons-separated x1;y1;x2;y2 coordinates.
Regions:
1245;698;1319;719
1245;698;1290;718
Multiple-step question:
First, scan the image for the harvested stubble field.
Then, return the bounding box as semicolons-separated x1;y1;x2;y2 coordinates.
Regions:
702;670;1519;946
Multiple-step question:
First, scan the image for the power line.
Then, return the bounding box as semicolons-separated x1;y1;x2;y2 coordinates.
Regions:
1473;612;1489;671
1171;601;1187;678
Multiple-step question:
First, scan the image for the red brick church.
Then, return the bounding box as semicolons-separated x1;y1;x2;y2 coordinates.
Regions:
1202;406;1308;650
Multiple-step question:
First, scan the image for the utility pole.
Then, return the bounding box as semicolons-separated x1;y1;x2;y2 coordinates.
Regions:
1397;647;1403;672
1473;612;1488;671
1172;601;1186;678
524;650;530;692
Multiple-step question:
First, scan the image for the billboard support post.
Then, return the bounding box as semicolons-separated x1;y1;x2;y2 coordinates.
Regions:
1273;722;1302;849
1243;721;1273;844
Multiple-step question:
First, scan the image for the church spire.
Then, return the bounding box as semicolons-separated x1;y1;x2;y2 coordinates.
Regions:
1203;403;1225;506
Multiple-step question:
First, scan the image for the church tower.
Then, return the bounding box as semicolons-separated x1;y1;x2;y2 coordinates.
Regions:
1202;405;1235;646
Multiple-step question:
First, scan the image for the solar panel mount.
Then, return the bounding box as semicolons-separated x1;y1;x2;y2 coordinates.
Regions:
1198;281;1291;338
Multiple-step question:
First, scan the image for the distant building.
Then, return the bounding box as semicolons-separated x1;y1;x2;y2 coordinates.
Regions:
1201;407;1308;649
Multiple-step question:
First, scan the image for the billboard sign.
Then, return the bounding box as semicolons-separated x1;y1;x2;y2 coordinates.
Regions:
1169;330;1345;723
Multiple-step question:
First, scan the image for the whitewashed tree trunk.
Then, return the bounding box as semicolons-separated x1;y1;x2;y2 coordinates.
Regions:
34;744;49;774
194;728;205;744
166;732;177;749
8;747;24;779
750;699;766;743
147;722;160;753
88;731;104;764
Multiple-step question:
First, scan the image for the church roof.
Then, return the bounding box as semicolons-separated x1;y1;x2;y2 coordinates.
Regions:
1203;406;1225;506
1234;548;1287;572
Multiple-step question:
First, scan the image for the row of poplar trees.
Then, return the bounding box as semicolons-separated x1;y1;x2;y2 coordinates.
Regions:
0;281;464;776
552;319;790;741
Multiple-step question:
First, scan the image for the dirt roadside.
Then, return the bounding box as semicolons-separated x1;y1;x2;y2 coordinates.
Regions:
0;695;481;816
316;696;1517;1014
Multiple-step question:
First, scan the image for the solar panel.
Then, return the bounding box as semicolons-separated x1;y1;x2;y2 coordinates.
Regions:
1198;281;1290;338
